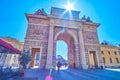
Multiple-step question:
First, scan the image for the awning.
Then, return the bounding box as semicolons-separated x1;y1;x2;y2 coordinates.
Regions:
0;39;21;54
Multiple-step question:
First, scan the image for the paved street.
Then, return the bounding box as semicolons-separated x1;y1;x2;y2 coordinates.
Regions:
24;68;120;80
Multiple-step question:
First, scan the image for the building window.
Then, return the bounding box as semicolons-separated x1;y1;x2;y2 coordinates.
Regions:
13;55;17;62
118;50;120;55
114;51;117;55
0;53;2;59
109;58;112;63
0;54;7;62
108;51;110;55
101;51;104;54
119;50;120;55
116;58;119;63
103;57;105;63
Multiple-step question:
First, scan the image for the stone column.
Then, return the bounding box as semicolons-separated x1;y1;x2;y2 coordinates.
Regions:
79;29;88;69
46;25;54;68
96;50;102;68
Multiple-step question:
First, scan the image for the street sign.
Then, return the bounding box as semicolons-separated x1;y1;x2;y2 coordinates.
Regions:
52;55;56;60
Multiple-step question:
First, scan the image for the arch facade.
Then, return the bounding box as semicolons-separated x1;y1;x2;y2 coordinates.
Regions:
23;7;102;69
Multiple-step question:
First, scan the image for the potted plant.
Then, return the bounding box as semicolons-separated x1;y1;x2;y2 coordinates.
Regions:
19;50;31;76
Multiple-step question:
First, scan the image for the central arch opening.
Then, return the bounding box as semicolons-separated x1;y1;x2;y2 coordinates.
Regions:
55;30;76;70
56;40;68;70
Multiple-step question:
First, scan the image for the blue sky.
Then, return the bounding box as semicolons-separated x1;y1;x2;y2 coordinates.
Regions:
56;40;68;60
0;0;120;59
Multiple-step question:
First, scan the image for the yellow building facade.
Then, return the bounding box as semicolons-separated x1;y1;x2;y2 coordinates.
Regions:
100;45;120;68
0;37;23;68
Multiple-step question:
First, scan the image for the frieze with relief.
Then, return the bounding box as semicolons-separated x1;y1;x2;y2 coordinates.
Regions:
83;26;96;32
29;18;49;25
52;19;79;28
24;40;48;47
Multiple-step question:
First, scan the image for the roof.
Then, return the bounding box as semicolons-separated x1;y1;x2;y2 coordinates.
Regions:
0;39;21;54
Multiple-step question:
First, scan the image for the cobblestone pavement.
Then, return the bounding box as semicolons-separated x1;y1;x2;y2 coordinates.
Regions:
24;68;120;80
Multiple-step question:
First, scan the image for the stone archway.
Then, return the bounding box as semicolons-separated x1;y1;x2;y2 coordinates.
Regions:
54;29;76;68
24;7;102;69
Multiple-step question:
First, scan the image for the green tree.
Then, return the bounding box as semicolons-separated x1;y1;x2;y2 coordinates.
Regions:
19;50;31;69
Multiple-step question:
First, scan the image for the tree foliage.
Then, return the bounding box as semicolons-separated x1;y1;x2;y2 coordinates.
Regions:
19;50;31;69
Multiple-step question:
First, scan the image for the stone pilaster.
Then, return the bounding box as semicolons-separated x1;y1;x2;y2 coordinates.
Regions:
46;25;54;68
74;43;80;68
79;29;88;69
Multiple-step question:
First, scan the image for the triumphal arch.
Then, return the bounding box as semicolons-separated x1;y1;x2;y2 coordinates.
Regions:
23;7;102;69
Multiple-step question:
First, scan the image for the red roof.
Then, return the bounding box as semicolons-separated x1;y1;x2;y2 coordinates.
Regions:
0;39;21;54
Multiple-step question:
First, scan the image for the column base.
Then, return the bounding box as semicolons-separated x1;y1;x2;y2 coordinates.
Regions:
82;64;88;69
46;64;50;69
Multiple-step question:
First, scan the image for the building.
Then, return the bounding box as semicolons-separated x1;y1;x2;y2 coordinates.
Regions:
101;45;120;68
0;39;21;68
23;7;102;69
0;36;24;50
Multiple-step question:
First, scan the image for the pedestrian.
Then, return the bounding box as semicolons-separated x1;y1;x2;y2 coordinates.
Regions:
101;65;103;69
57;61;62;72
65;63;68;67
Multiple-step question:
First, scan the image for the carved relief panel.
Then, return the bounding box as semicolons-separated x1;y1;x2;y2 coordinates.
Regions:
83;31;99;44
26;24;49;40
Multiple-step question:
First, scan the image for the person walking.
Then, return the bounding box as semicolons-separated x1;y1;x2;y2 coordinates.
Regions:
57;61;62;72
